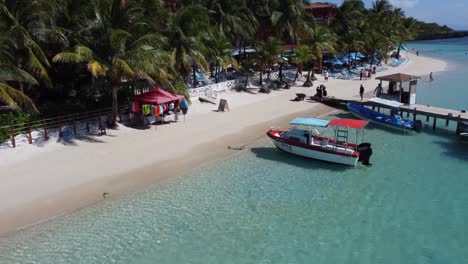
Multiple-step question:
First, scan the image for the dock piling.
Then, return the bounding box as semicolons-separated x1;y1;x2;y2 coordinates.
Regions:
433;118;437;130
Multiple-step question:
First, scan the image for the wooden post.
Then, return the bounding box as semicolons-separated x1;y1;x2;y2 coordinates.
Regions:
86;112;90;132
433;117;437;130
426;115;430;122
406;111;410;118
58;114;62;137
377;107;380;112
72;114;77;135
413;108;417;121
446;118;449;127
372;106;375;110
27;122;32;144
400;110;403;116
10;124;15;148
43;118;49;140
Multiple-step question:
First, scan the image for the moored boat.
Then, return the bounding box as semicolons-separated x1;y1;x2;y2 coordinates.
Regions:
456;121;468;141
347;102;422;131
267;117;373;166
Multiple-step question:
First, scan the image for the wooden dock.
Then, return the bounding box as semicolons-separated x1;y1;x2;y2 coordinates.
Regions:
310;96;468;131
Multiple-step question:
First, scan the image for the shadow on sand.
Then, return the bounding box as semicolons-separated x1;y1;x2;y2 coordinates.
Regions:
250;146;351;172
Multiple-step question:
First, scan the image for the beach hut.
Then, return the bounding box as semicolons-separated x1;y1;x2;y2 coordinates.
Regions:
131;87;187;124
375;73;420;105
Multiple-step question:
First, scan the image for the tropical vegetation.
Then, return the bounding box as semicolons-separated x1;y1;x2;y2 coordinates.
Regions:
0;0;452;126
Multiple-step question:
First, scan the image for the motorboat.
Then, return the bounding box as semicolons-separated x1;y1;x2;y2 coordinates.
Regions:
347;101;422;131
267;117;373;166
457;121;468;141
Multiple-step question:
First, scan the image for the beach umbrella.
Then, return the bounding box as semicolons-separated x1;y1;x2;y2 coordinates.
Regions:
324;57;344;65
351;52;366;58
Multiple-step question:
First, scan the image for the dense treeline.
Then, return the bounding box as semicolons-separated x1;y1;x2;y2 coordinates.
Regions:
0;0;434;125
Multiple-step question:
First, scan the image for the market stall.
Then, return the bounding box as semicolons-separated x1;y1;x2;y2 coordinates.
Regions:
130;87;188;125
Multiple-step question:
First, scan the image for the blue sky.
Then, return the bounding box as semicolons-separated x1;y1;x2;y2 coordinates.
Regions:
319;0;468;30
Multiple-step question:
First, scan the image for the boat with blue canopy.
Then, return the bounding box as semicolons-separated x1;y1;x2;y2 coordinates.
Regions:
267;117;373;166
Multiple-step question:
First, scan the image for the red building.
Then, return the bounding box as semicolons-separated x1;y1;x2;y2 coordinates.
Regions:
304;2;337;25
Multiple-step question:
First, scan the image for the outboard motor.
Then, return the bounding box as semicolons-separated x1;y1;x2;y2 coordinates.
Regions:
357;143;373;166
413;120;423;132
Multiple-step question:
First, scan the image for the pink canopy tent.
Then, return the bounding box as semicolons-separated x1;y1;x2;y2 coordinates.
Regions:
132;87;184;104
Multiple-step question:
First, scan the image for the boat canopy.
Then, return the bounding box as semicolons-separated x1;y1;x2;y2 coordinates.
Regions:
328;119;368;129
369;97;403;109
290;117;330;127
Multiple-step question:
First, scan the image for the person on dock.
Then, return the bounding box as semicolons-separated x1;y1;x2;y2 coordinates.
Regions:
359;84;365;101
429;72;434;82
374;83;383;97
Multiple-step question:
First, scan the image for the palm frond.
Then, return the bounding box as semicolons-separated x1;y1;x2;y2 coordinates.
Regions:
0;82;38;113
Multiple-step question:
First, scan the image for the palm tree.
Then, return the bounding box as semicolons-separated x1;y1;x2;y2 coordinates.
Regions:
292;45;315;83
205;35;239;83
166;5;210;85
0;0;61;91
53;0;175;126
303;25;336;86
257;38;283;85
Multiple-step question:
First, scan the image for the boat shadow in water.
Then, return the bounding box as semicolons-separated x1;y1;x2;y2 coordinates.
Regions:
433;139;468;162
250;147;351;172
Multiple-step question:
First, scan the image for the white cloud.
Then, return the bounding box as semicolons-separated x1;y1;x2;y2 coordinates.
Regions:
389;0;419;8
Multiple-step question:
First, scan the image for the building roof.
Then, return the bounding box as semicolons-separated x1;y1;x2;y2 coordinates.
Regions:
306;2;335;9
375;73;421;82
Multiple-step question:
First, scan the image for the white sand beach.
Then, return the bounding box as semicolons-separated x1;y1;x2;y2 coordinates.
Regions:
0;53;447;235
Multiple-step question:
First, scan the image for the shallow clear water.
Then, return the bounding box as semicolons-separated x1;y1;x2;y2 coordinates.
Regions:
0;38;467;264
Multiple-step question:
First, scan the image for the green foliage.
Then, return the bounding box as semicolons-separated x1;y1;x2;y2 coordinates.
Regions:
0;112;32;143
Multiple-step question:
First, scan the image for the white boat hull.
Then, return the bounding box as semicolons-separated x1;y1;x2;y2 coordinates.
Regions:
271;139;359;166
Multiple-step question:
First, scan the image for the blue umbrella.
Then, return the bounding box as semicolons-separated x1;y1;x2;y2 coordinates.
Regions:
324;57;344;65
353;52;366;58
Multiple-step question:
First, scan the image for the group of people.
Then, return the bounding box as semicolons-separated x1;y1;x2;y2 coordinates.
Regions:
359;67;377;81
315;84;328;99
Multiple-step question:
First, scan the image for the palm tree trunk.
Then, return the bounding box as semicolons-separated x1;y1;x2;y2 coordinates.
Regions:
267;69;271;84
303;63;313;87
259;71;263;86
294;67;300;82
192;64;197;86
396;44;402;59
279;63;283;82
109;84;118;127
348;49;351;70
311;62;316;80
215;63;219;83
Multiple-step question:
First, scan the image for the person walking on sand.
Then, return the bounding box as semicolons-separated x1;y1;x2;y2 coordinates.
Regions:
416;50;419;56
359;84;364;101
429;72;434;82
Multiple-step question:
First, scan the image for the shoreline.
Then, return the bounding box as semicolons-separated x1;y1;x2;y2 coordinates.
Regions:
0;53;447;236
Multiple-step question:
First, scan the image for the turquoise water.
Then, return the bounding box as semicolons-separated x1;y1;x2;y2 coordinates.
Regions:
0;38;468;264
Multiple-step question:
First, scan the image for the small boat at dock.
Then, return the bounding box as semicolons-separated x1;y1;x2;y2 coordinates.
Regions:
347;101;422;132
267;117;373;166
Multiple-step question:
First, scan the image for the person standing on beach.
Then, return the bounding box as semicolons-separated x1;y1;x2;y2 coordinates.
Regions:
359;84;364;101
360;69;363;80
430;72;434;82
416;50;419;56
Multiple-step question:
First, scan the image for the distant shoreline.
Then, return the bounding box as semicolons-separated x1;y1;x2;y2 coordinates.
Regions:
415;32;468;41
